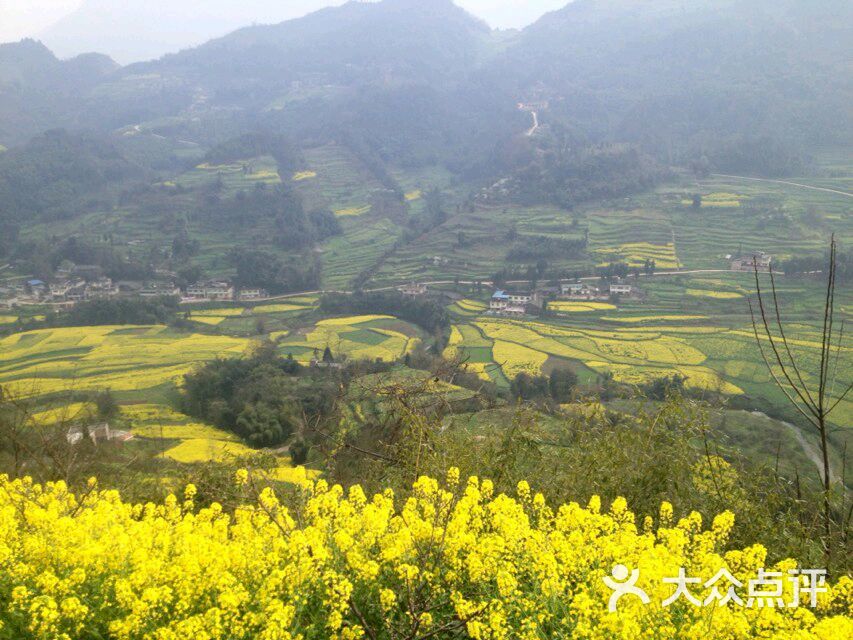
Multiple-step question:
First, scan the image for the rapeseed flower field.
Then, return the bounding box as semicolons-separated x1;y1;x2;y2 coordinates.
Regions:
0;326;249;397
292;170;318;181
687;289;745;300
1;472;849;639
277;316;419;364
549;301;617;313
334;205;372;217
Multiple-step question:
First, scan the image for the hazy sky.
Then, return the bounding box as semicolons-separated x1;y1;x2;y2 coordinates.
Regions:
0;1;570;44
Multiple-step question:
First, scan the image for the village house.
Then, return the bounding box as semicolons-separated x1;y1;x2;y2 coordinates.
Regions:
185;281;235;301
730;251;772;272
398;282;428;298
139;282;182;298
490;289;543;316
26;279;47;297
84;277;120;300
609;282;634;297
48;278;86;301
66;422;134;445
560;282;602;299
238;288;267;301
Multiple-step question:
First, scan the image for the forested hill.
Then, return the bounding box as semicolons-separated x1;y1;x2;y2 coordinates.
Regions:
0;0;851;177
140;0;491;87
491;0;853;171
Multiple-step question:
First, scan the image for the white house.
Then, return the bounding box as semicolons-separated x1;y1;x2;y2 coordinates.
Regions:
490;289;542;315
238;288;267;301
610;283;634;296
398;283;428;298
139;282;181;298
186;281;235;301
731;251;772;272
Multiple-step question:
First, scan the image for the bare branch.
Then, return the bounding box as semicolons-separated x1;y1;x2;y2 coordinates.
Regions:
752;263;820;418
748;299;820;430
768;265;816;407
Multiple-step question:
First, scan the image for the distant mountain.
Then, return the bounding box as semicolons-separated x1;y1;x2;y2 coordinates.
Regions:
1;0;849;179
0;39;116;89
0;40;118;144
39;0;346;65
140;0;491;88
113;0;504;166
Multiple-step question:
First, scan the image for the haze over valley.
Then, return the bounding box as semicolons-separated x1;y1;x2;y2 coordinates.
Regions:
0;3;850;636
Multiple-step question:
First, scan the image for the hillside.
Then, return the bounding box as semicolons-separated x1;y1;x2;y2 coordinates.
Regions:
2;0;850;172
0;129;142;224
142;0;491;86
491;0;853;168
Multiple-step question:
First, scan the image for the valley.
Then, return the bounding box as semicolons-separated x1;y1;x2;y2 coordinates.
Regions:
0;2;851;635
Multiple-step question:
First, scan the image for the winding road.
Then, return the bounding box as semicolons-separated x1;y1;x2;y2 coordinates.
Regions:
526;111;539;137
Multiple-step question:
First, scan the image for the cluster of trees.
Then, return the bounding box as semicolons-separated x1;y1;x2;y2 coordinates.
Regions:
506;236;586;262
57;297;179;327
698;134;810;178
14;236;154;283
202;133;304;175
510;143;664;208
319;291;449;334
510;368;578;404
0;222;19;259
782;250;850;279
491;263;549;289
181;346;337;450
339;130;404;195
228;248;321;295
197;184;341;249
0;130;138;224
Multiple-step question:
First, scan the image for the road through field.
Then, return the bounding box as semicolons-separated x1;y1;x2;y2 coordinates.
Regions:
261;269;739;301
711;173;853;198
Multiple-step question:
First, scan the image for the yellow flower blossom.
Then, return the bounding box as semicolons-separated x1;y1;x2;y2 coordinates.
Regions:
0;473;847;639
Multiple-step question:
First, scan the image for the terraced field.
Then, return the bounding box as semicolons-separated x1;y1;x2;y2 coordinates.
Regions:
587;208;676;263
0;325;321;475
294;144;383;214
0;325;250;399
367;157;850;287
183;297;318;334
319;218;402;289
18;153;297;275
178;155;281;196
666;176;852;269
371;205;589;286
276;314;423;364
445;273;852;428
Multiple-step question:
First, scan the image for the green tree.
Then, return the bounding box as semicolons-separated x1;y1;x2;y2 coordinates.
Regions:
95;390;119;422
548;368;578;403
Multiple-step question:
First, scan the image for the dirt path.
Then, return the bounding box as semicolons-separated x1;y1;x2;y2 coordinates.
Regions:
750;411;837;484
711;173;853;198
